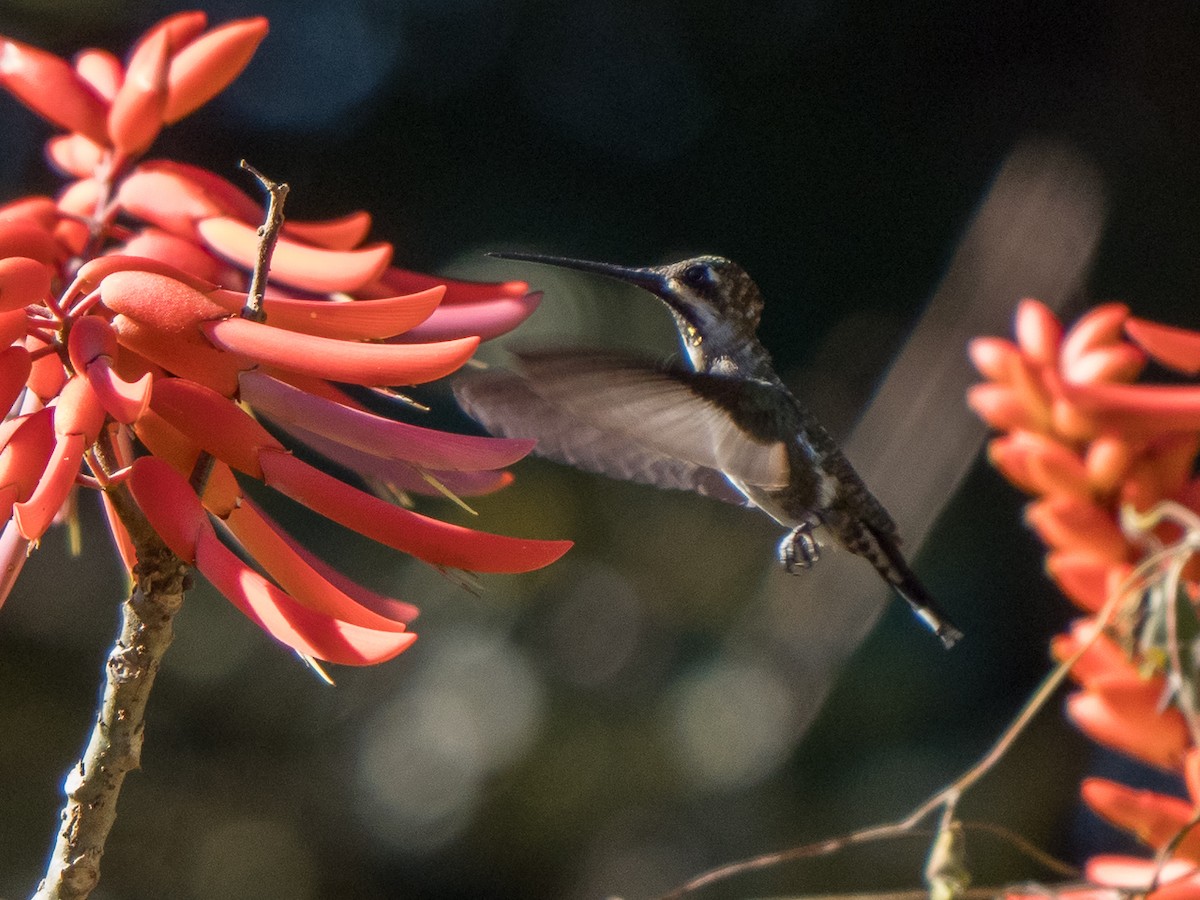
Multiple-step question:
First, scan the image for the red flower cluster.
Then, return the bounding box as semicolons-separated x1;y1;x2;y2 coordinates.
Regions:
971;300;1200;894
0;12;569;666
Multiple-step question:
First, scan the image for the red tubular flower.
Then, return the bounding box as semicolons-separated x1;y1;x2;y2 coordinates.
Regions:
0;12;571;666
974;300;1200;892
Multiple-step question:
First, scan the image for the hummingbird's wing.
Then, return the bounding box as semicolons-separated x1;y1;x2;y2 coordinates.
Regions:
454;364;752;505
457;349;791;493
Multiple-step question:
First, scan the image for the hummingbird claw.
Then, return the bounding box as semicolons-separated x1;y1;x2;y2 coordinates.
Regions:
779;523;820;573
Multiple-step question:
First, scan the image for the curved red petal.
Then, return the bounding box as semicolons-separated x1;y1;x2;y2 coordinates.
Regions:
259;449;571;573
393;291;542;343
1064;380;1200;430
13;432;83;539
0;346;30;414
46;133;105;179
223;500;410;632
283;210;372;251
1060;303;1131;372
163;17;269;124
1081;777;1192;850
207;285;444;340
1014;298;1062;368
0;256;50;311
150;376;284;477
126;455;207;561
375;266;529;304
111;313;245;397
197;216;392;293
201;318;479;386
100;269;227;331
238;370;534;470
1126;316;1200;376
73;49;122;102
0;37;109;144
107;27;168;157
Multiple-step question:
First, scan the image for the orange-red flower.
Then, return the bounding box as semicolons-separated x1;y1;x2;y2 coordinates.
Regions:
0;12;570;666
973;300;1200;895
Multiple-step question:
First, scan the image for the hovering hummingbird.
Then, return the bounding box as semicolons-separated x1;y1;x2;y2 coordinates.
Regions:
454;252;963;648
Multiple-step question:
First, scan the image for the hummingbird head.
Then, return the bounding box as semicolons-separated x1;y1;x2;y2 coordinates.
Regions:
488;251;767;372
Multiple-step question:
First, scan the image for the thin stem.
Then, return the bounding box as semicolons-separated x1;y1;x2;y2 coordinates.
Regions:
237;159;288;322
31;435;189;900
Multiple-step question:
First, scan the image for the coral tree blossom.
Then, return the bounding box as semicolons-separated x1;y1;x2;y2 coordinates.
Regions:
971;299;1200;895
0;12;569;667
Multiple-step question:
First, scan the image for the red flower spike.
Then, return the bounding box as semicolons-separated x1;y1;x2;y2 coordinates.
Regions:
1015;298;1063;368
197;216;392;293
239;370;535;471
99;269;227;331
258;449;572;573
0;37;110;145
393;291;543;344
1060;303;1131;373
1025;495;1132;560
201;318;480;387
1126;316;1200;376
150;377;284;478
205;285;444;340
0;256;50;311
73;49;122;102
222;500;411;633
107;27;169;158
111;314;245;397
163;17;269;124
1081;778;1198;857
283;210;372;251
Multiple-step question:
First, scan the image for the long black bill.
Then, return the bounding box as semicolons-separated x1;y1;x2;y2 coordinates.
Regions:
488;251;671;297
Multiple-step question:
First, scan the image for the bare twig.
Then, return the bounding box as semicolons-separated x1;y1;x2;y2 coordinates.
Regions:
237;159;289;322
31;433;188;900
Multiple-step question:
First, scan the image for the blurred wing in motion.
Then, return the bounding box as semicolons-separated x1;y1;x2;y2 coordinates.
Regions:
454;354;760;505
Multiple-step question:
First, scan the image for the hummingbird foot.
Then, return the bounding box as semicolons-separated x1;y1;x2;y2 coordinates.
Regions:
778;522;821;573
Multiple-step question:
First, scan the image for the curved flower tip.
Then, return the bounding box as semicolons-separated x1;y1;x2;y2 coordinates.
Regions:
1024;495;1133;560
201;318;480;387
163;17;269;124
1066;681;1190;771
107;27;168;158
1126;316;1200;376
1060;303;1131;372
197;216;391;294
129;457;415;666
1085;856;1200;899
0;37;109;145
0;255;50;310
1081;777;1198;858
1015;298;1063;368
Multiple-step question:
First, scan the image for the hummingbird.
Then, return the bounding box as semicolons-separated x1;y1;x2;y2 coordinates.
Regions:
454;252;963;648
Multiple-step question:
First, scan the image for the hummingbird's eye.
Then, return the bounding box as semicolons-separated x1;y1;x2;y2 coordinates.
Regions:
680;263;712;288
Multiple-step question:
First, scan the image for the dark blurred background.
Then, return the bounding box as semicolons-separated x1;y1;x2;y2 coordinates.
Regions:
1;1;1198;898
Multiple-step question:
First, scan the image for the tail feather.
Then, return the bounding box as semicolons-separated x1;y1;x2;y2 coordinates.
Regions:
844;520;964;649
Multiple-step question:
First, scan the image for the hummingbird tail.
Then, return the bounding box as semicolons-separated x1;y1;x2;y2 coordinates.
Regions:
852;522;964;649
